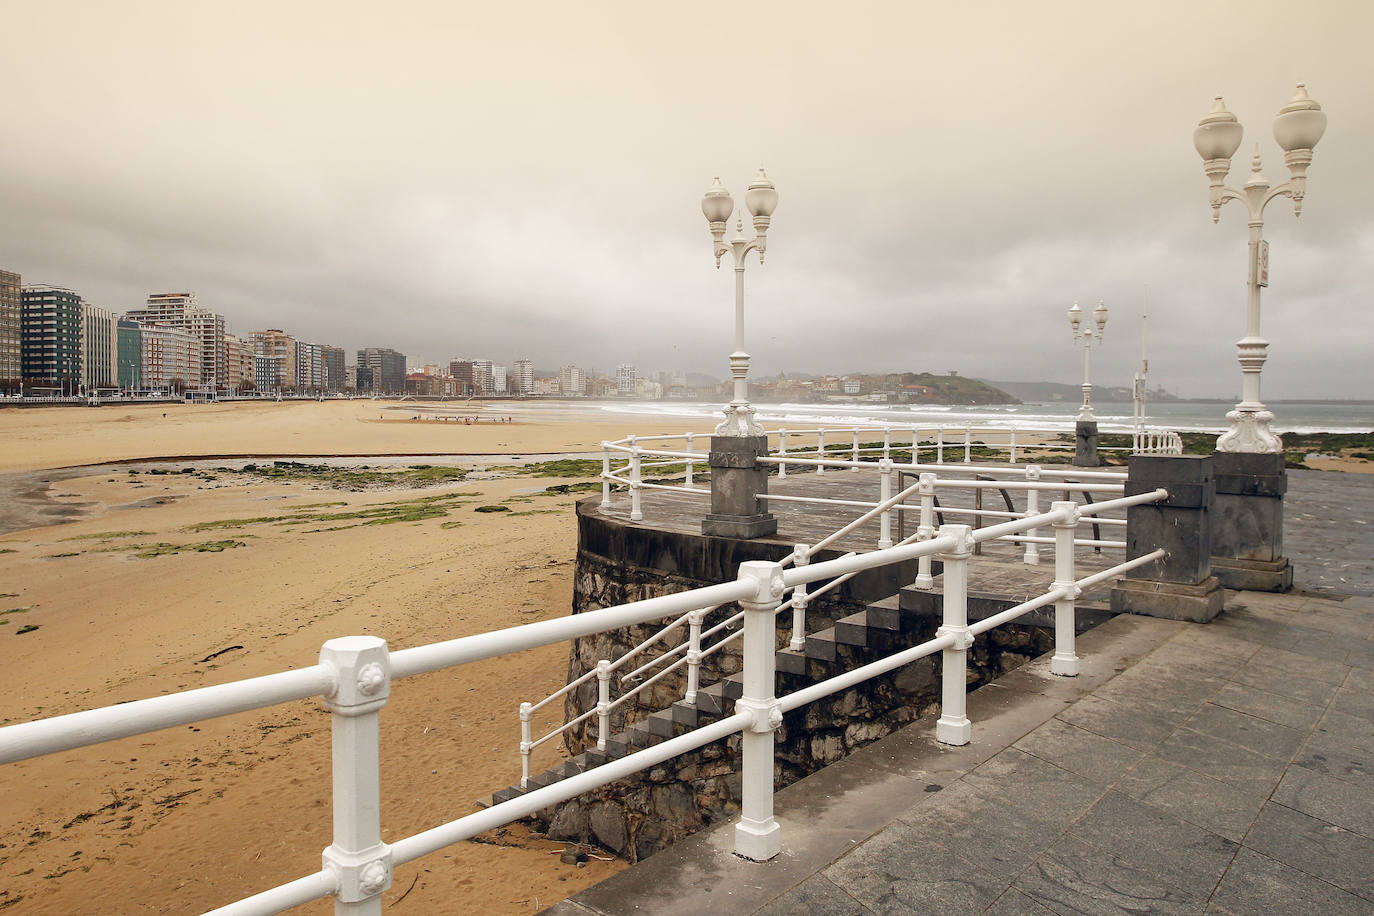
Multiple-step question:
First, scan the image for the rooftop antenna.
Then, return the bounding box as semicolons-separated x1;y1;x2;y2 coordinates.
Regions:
1132;287;1149;450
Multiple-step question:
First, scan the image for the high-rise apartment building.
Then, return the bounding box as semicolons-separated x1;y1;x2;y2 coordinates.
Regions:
471;359;494;395
0;269;20;393
491;364;507;395
116;320;143;389
559;365;585;396
449;360;475;395
125;293;226;388
357;347;405;394
21;285;83;392
321;345;346;392
514;358;534;395
250;329;296;390
295;340;323;392
615;364;637;396
141;324;201;391
224;334;255;390
81;302;116;390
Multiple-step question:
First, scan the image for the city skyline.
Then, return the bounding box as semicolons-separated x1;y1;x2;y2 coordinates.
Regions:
1;2;1370;399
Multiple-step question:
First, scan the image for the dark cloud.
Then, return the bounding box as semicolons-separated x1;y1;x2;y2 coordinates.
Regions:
2;1;1370;398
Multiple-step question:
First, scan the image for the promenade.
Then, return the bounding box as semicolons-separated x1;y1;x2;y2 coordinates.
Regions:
547;468;1374;915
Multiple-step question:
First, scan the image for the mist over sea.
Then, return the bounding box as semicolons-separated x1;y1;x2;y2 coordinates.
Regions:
570;400;1372;435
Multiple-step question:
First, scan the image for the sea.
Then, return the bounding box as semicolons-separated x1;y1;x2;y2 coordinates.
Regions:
547;400;1372;436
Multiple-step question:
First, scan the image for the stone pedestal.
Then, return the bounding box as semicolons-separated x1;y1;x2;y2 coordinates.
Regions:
1110;454;1224;622
1072;419;1099;467
701;435;777;539
1210;452;1293;592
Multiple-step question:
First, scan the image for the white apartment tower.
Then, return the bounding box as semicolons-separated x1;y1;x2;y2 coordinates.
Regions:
80;301;116;389
515;358;534;395
559;365;585;396
615;364;636;396
125;293;226;388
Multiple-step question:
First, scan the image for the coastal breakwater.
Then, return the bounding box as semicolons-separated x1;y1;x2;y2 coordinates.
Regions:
518;499;1070;861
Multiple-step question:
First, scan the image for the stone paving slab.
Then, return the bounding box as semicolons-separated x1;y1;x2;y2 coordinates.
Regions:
546;589;1374;916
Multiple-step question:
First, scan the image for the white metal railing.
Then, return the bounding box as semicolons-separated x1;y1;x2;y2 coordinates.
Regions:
0;487;1169;914
523;460;1135;783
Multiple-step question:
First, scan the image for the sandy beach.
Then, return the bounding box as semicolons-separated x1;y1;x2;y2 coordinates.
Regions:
0;400;717;914
3;400;1368;914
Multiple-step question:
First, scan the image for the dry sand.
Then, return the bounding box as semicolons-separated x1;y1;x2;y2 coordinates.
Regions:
0;401;718;914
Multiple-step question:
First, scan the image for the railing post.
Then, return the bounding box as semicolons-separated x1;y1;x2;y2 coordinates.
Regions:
913;429;920;463
1050;501;1081;676
883;427;891;462
777;429;787;479
1009;428;1017;464
963;428;972;463
629;448;643;522
319;636;393;915
734;560;785;862
685;432;695;486
851;429;861;470
685;611;705;704
600;442;611;511
935;525;975;746
816;428;826;475
878;459;894;550
1022;464;1041;566
789;544;810;651
914;472;937;589
519;701;532;788
936;429;944;464
596;660;612;749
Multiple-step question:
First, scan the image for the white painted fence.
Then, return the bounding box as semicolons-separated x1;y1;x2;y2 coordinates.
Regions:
0;484;1167;914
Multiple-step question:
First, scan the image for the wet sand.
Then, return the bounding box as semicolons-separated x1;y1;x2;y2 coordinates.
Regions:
0;401;715;914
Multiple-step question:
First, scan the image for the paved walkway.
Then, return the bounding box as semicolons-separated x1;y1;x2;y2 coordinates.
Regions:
550;588;1373;915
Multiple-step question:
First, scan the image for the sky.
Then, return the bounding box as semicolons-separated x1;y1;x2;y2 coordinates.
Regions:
2;0;1371;398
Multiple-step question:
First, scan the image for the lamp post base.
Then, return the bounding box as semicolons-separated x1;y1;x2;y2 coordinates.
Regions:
1216;407;1282;454
1210;451;1292;592
1072;420;1100;466
701;435;777;540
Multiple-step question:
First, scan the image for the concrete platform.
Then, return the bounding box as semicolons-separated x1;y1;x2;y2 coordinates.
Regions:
546;587;1374;915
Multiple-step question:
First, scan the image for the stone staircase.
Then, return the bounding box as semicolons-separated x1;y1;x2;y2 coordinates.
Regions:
488;590;930;806
487;555;1119;808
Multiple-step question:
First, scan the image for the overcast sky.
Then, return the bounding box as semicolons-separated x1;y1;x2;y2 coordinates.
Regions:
2;1;1370;398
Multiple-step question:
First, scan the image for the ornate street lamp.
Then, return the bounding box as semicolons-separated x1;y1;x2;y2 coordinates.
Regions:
1068;300;1108;421
699;169;780;540
1193;85;1327;453
702;168;777;437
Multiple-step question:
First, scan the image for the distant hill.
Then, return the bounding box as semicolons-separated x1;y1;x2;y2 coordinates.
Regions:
982;380;1178;403
888;372;1018;405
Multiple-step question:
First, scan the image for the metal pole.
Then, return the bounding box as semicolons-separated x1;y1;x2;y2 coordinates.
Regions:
1022;465;1041;566
1050;502;1081;676
816;428;825;475
320;636;393;915
777;429;787;479
685;432;695;486
851;429;861;471
789;546;810;651
878;459;894;550
629;448;642;522
600;443;611;510
733;561;784;861
914;473;936;589
519;702;532;788
935;525;974;746
596;660;612;750
685;612;704;705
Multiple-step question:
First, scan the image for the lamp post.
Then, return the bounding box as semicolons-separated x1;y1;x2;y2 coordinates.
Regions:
1068;300;1108;422
699;169;780;539
1193;85;1327;453
1068;300;1107;466
702;168;777;437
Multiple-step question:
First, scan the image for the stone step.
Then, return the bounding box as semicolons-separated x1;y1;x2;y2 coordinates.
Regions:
804;628;838;661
